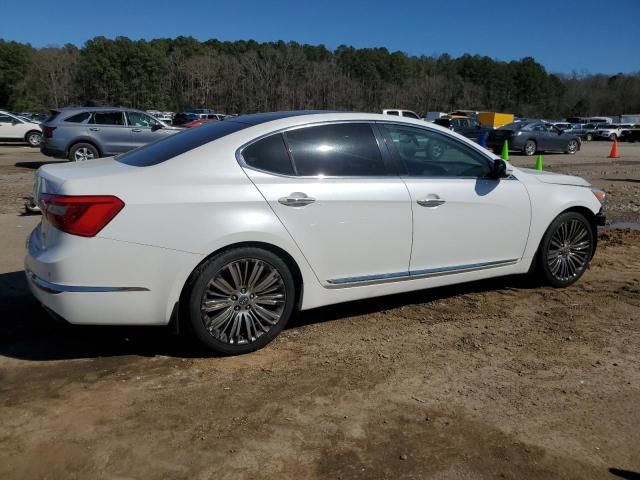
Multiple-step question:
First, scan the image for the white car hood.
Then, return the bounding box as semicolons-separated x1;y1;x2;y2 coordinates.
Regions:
517;167;591;187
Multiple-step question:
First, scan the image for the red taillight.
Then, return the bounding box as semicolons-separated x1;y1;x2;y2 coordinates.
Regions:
39;194;124;237
43;126;56;138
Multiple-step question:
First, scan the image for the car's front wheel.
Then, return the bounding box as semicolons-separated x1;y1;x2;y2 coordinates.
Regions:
535;212;594;287
523;139;537;156
566;139;579;154
187;247;296;355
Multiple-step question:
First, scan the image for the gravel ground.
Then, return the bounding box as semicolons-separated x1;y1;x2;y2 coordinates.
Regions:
0;141;639;479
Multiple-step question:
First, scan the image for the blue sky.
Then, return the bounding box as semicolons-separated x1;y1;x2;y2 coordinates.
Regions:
2;0;639;74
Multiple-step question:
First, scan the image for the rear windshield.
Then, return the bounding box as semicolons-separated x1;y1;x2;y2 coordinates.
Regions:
116;120;248;167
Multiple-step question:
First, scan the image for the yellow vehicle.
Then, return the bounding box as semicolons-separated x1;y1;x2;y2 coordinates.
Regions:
479;112;514;129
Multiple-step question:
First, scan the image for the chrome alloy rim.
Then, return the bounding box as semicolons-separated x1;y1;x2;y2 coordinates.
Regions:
568;140;578;153
28;133;41;146
200;258;286;345
547;219;591;281
525;141;536;155
74;147;95;161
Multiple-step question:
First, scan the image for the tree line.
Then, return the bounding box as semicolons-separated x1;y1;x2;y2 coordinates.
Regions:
1;36;638;118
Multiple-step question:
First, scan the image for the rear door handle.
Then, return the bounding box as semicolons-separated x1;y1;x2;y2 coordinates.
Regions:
132;128;142;132
417;195;446;208
89;127;100;131
278;192;316;207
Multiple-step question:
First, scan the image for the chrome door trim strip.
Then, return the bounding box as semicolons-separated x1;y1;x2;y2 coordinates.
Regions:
26;269;149;295
326;259;519;288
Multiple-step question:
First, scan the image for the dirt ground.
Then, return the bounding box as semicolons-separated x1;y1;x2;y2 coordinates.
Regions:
0;142;639;479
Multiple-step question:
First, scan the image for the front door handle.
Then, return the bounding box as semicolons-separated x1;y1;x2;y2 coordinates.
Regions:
278;192;316;207
131;128;143;132
89;127;100;131
417;195;446;208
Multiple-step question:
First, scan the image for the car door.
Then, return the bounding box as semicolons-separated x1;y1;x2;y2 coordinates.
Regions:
546;124;568;150
87;111;129;155
126;111;173;149
240;122;413;285
379;123;531;275
529;123;550;150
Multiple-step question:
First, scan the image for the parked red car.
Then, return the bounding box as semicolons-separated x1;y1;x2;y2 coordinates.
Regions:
182;118;219;128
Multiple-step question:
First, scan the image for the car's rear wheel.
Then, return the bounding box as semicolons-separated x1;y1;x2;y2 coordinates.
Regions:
609;133;617;140
566;139;579;154
524;140;537;156
187;247;296;355
535;212;594;288
25;131;42;147
69;143;99;162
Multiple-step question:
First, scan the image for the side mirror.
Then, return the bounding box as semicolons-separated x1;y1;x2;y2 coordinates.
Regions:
491;159;509;179
12;119;19;125
151;123;163;131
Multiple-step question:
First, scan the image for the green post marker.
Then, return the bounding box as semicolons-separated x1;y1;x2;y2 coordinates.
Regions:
501;140;509;161
535;154;543;171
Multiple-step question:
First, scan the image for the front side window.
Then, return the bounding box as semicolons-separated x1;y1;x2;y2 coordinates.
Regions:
91;112;125;126
403;111;420;119
126;111;160;128
0;115;14;124
242;134;294;175
382;124;492;178
286;123;386;176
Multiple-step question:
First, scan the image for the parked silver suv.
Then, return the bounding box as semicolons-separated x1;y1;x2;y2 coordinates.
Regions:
40;107;181;161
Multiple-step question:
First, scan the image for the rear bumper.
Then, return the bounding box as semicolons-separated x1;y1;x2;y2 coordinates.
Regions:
25;224;202;325
40;143;67;158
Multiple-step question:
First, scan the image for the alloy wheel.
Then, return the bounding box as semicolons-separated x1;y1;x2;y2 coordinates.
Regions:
525;141;536;156
200;258;286;345
567;140;578;154
546;219;591;282
74;147;95;161
27;132;41;147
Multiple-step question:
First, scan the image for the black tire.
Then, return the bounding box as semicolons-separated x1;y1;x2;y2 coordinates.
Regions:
523;139;537;156
609;133;617;140
69;142;99;162
187;247;296;355
566;139;579;154
535;212;594;288
25;131;42;147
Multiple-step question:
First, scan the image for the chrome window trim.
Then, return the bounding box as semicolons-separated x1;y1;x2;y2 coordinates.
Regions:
236;119;511;181
26;269;149;295
326;259;519;288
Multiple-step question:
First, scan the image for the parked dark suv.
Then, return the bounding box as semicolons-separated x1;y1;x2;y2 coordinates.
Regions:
40;107;180;161
433;116;490;142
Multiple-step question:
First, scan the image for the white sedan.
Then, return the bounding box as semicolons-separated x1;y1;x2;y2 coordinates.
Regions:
25;112;606;355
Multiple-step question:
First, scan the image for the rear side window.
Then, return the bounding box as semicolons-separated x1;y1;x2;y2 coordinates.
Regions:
64;112;91;123
242;134;294;175
286;123;386;176
91;112;125;125
403;111;420;119
386;111;399;116
117;120;248;167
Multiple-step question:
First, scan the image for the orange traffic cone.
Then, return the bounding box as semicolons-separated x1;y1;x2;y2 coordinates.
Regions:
608;138;619;159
